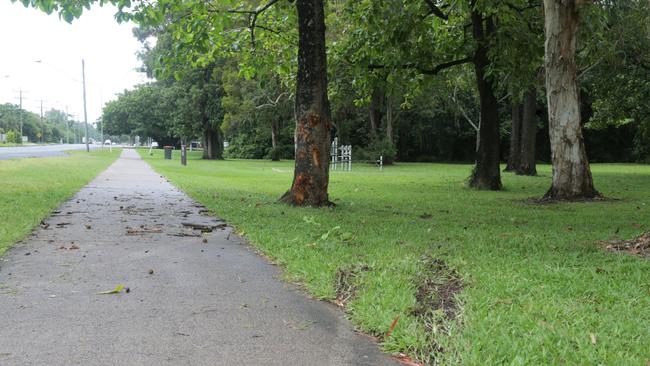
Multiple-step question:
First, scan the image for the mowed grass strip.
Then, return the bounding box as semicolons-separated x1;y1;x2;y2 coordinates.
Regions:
0;149;120;255
141;149;650;365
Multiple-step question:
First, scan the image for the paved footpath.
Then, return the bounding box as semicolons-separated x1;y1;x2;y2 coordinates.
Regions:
0;149;399;366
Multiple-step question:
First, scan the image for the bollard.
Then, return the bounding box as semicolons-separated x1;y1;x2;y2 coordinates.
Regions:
181;144;187;166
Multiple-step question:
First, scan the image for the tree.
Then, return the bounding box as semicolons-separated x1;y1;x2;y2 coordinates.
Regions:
279;0;331;205
543;0;599;199
506;101;522;172
518;87;538;175
334;0;547;190
134;27;225;159
20;0;333;206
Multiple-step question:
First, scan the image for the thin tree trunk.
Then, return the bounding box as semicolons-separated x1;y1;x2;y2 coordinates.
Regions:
543;0;598;199
369;87;382;137
505;101;522;172
280;0;332;206
386;96;393;144
469;13;502;190
517;87;537;175
270;118;279;161
271;119;278;150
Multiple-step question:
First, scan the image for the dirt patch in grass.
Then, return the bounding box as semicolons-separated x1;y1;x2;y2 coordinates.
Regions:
334;264;369;307
411;257;463;323
604;231;650;259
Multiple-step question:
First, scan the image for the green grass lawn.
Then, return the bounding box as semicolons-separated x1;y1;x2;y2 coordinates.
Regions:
140;149;649;365
0;150;120;255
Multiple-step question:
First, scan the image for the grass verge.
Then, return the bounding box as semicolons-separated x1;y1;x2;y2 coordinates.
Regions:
0;149;120;255
141;149;650;365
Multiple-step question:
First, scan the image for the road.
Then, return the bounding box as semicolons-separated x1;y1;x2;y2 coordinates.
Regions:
0;144;98;160
0;149;399;366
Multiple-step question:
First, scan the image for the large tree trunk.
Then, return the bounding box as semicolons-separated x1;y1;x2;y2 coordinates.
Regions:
369;87;382;137
202;124;223;160
469;13;502;190
517;87;537;175
280;0;332;206
505;101;522;172
543;0;598;199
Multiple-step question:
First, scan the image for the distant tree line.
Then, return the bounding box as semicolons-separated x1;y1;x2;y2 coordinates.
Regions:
0;103;98;144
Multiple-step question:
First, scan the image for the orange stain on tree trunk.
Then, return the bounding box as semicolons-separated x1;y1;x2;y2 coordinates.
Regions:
308;114;320;127
311;146;320;168
293;173;314;205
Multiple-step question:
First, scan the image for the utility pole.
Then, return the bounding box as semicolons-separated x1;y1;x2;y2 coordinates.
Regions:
19;90;23;139
100;90;104;149
40;99;44;143
82;59;89;152
65;106;69;144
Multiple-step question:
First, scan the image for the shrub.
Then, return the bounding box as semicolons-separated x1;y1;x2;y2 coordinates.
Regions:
366;137;397;164
6;130;21;144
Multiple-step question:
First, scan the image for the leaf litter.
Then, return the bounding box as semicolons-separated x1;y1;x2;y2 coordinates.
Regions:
604;231;650;259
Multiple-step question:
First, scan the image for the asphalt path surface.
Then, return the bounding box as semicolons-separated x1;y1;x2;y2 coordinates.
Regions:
0;144;98;160
0;149;400;366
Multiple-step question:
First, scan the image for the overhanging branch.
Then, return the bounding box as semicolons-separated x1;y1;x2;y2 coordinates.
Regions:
422;0;449;20
368;57;472;75
208;0;282;48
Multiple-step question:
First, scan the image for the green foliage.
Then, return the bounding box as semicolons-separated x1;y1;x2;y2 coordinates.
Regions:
582;0;650;161
363;137;397;164
5;130;21;144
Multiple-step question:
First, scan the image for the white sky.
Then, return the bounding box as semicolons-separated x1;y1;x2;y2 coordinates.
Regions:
0;2;148;123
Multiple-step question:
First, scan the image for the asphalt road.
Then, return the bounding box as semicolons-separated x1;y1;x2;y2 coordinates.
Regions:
0;144;98;160
0;149;400;366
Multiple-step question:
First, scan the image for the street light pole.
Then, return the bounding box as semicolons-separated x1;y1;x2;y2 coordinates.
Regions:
82;59;89;152
40;99;44;143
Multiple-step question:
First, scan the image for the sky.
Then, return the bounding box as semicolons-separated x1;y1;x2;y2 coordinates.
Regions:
0;2;149;124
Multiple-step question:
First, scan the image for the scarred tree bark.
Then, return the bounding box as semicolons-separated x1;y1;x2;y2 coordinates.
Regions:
280;0;332;206
517;87;537;175
505;101;522;172
469;13;502;190
543;0;599;199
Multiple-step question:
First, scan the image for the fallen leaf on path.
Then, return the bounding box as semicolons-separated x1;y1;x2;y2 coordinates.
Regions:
97;285;125;295
394;353;422;366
